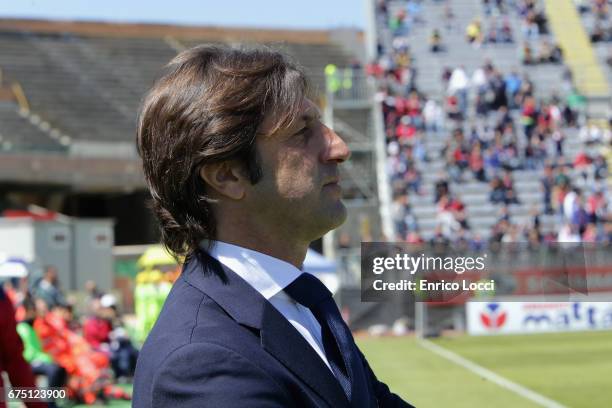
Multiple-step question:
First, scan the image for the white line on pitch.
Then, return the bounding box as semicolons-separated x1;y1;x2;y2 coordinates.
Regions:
418;339;568;408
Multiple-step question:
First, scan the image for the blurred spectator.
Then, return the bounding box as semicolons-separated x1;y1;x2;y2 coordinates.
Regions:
576;0;591;14
504;70;522;107
490;172;520;204
423;98;444;133
593;154;609;180
448;67;469;116
35;299;131;404
521;96;538;137
563;187;580;221
436;193;469;236
430;29;443;52
485;19;498;44
500;17;514;42
536;40;563;63
389;8;409;35
33;266;67;309
445;94;463;121
391;194;419;240
551;127;565;157
582;223;601;242
574;150;593;181
0;287;47;408
558;223;581;242
83;298;112;350
84;280;102;315
17;296;67;408
579;122;606;144
541;164;556;214
522;10;540;40
84;295;138;380
586;189;608;223
434;174;450;203
466;18;483;47
589;22;607;42
521;41;534;64
502;224;521;243
470;142;487;181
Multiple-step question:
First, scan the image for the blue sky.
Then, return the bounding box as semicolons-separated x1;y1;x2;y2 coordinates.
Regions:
0;0;366;29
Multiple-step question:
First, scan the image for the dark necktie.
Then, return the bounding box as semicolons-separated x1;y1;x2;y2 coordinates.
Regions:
284;273;369;405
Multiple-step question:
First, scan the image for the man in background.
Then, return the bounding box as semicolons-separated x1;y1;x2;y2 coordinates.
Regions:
33;266;66;309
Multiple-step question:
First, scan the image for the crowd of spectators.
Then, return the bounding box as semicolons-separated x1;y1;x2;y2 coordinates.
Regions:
369;0;611;246
463;1;565;65
577;0;612;43
2;265;135;405
465;16;515;47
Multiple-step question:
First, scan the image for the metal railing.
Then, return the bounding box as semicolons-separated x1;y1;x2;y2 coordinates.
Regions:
324;71;374;102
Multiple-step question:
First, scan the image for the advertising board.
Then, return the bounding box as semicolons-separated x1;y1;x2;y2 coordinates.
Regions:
467;301;612;335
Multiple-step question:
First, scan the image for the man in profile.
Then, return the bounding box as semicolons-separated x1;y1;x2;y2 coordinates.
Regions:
133;45;413;408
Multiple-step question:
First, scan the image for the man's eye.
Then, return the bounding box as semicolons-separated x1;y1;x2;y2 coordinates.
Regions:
295;127;311;139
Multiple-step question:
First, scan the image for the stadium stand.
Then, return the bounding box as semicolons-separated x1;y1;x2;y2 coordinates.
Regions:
378;0;568;99
0;21;356;149
0;19;362;246
369;0;611;243
0;102;67;152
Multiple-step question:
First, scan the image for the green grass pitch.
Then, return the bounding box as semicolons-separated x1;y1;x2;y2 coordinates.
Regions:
357;331;612;408
25;331;610;407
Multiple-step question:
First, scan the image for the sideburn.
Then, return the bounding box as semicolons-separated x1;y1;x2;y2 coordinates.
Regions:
245;142;264;184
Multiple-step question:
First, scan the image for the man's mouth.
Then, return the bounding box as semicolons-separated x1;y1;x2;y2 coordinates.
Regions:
323;177;340;186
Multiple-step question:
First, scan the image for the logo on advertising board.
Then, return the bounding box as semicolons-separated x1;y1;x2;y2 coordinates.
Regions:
468;301;612;336
479;303;507;330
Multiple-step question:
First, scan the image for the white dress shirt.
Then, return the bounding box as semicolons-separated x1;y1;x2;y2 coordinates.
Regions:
206;241;334;372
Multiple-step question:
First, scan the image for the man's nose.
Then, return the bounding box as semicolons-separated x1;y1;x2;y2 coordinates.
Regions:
321;126;351;163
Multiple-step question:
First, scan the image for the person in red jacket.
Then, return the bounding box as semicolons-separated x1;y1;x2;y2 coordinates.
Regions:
82;298;112;350
0;287;48;408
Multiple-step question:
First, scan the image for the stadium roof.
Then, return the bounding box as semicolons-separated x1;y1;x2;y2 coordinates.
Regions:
0;18;340;43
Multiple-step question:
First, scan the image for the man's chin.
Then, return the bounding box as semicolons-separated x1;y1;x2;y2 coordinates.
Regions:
327;201;348;229
309;204;347;238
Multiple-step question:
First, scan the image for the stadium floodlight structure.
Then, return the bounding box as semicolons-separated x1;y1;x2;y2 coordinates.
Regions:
312;0;400;331
322;71;394;287
320;0;396;292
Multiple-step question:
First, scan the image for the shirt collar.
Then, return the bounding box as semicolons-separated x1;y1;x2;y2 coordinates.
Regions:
203;240;302;300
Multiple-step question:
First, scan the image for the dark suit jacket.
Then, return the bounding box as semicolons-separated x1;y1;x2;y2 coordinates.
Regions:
133;251;413;408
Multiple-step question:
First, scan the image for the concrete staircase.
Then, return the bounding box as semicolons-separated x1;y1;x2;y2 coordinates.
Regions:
543;0;610;102
574;2;612;116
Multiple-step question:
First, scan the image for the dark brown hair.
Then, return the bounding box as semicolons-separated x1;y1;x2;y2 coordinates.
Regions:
137;44;310;261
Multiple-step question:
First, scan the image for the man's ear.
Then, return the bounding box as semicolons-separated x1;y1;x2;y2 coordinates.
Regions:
199;161;246;200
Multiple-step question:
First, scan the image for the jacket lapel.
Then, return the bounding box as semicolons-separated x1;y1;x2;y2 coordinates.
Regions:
260;301;350;408
182;251;350;408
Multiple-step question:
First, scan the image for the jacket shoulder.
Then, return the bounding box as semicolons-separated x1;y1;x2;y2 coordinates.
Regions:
146;341;291;408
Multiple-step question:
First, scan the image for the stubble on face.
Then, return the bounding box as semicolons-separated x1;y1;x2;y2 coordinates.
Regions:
248;101;347;243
